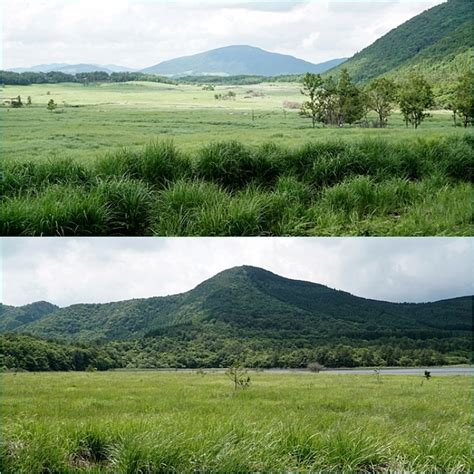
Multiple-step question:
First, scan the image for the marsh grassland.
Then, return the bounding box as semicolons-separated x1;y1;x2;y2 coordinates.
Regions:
1;371;471;473
1;82;472;236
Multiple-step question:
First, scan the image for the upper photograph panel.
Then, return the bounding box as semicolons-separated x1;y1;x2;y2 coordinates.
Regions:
1;0;472;236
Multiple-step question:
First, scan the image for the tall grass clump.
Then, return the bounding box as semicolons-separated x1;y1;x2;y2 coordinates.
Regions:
151;181;287;236
96;140;191;186
224;186;287;236
96;178;153;235
286;141;348;181
1;158;93;197
320;176;423;218
435;136;474;182
151;179;230;235
138;139;191;185
275;175;313;206
196;141;281;189
0;185;109;236
251;142;288;186
70;427;115;468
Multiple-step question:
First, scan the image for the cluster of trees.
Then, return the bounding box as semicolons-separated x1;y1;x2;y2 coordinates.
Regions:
300;69;367;128
300;69;473;129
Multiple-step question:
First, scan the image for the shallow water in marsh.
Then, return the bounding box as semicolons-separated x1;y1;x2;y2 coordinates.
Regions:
266;366;474;376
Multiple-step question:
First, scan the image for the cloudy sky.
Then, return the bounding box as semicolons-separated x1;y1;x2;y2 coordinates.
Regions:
1;237;471;307
2;0;445;69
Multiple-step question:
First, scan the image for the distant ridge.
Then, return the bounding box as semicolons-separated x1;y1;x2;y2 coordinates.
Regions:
141;45;347;77
9;63;135;74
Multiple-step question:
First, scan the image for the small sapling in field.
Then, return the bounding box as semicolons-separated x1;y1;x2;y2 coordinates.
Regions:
226;363;251;390
47;99;57;112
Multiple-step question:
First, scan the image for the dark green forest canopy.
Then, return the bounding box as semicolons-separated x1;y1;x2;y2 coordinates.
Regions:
1;267;472;371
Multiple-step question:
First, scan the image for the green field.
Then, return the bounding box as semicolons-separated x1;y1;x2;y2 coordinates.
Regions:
1;82;472;237
1;82;468;161
1;371;471;473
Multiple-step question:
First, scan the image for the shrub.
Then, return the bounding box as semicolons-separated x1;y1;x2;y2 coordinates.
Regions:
307;362;325;373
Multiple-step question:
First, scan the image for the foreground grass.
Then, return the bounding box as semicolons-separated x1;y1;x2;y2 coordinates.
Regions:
1;135;472;236
0;371;471;473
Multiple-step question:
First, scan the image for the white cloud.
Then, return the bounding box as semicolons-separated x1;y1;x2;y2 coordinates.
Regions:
1;0;446;69
1;237;472;307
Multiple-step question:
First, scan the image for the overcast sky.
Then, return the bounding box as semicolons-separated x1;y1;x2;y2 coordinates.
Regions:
1;0;445;69
1;237;471;307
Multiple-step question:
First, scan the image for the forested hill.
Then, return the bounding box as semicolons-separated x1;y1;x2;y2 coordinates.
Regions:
328;0;473;83
1;266;471;343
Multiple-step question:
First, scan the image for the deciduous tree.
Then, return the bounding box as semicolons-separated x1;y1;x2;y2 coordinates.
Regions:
451;70;474;128
398;73;434;129
366;77;397;128
300;73;324;128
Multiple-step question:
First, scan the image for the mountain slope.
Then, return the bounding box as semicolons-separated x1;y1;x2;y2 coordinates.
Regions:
2;266;471;344
142;45;346;76
328;0;473;83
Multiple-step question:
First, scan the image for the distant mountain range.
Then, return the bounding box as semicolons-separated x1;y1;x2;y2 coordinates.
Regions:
141;45;347;76
9;46;346;77
9;63;135;74
1;266;471;344
329;0;473;83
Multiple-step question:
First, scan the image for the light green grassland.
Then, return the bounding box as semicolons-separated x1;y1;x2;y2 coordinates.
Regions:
1;82;472;236
0;82;467;162
1;371;472;473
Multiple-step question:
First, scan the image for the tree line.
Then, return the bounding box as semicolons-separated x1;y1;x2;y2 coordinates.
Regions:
300;69;473;128
1;330;470;372
0;70;176;86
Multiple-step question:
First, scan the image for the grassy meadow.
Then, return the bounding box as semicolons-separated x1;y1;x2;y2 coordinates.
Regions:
1;82;473;236
1;371;471;473
1;82;468;159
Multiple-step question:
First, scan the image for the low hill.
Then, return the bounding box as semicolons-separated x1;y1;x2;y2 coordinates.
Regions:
2;266;471;344
328;0;473;83
141;45;346;77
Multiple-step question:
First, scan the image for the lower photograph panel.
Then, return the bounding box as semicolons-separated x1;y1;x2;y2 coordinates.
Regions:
0;237;472;473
